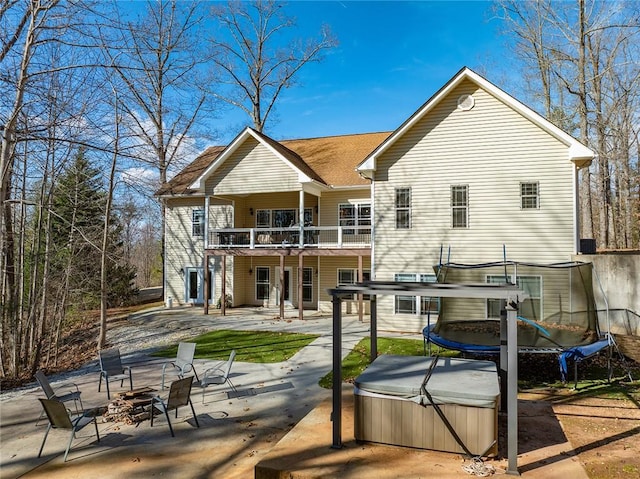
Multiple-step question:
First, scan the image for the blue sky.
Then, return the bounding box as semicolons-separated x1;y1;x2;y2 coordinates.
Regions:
216;0;507;143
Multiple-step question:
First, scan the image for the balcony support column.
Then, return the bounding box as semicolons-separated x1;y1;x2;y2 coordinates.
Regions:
298;254;304;321
204;196;210;248
279;255;285;319
298;190;305;247
221;254;226;316
204;252;210;315
357;255;363;322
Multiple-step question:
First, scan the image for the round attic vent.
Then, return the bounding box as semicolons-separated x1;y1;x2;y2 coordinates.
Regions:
457;94;475;111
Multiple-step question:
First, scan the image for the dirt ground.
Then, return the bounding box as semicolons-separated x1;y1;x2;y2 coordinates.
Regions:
516;388;640;479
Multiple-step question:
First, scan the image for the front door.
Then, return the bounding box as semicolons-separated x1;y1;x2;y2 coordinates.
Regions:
185;267;215;304
275;267;292;306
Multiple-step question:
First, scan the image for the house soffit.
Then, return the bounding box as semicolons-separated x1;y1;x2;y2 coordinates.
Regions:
189;127;326;192
357;67;595;174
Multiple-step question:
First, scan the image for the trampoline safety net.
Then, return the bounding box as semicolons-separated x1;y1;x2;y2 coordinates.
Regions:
432;261;600;350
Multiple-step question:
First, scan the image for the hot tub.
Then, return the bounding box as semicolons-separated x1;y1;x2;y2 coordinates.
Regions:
354;355;499;456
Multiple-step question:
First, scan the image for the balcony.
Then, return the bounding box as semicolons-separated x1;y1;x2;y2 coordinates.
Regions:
207;226;371;249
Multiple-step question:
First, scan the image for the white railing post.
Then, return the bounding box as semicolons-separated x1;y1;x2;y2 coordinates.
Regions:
250;228;255;249
337;226;343;247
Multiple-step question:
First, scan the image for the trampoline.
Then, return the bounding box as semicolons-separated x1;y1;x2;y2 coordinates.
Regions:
422;260;624;384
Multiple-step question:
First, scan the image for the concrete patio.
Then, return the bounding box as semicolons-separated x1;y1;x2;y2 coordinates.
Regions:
0;306;591;478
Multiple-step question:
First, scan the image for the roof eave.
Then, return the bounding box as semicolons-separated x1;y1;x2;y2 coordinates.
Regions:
357;66;596;173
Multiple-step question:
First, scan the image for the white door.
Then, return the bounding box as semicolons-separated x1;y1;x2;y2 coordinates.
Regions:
274;267;292;306
185;267;215;304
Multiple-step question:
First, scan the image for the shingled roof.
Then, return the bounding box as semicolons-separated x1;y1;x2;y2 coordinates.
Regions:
156;130;390;196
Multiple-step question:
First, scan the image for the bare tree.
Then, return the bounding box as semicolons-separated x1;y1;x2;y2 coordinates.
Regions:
103;0;209;190
209;0;338;132
496;0;640;250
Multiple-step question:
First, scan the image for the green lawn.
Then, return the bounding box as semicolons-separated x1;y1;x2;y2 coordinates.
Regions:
152;329;319;363
318;336;640;401
318;337;460;388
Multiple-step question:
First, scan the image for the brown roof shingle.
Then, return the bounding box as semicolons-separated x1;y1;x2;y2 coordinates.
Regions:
155;130;391;196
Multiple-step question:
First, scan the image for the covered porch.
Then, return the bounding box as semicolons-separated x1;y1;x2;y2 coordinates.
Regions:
202;246;371;321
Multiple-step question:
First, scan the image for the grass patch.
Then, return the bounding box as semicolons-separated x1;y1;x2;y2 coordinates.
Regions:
152;329;319;363
318;337;460;388
318;337;640;401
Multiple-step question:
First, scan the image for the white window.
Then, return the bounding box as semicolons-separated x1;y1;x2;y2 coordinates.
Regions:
521;182;539;209
339;203;371;234
256;208;312;227
337;268;370;300
256;267;270;300
486;274;541;320
395;188;411;229
394;273;439;314
302;267;313;302
451;185;468;228
192;208;204;237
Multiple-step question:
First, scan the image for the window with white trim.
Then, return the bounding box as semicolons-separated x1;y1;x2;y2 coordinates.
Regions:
302;267;313;302
395;187;411;229
337;268;370;300
451;185;468;228
339;203;371;235
486;274;541;320
256;267;270;300
394;273;439;314
192;208;204;237
256;208;312;227
520;182;539;209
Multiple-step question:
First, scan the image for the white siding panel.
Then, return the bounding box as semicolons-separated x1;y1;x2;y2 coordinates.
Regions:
208;138;301;195
165;198;227;306
372;80;578;332
319;190;370;226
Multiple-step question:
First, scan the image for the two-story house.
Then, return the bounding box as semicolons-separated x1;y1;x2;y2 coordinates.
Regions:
156;127;389;321
157;67;594;332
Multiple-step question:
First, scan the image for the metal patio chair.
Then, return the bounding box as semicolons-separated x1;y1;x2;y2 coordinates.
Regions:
200;350;237;403
37;398;100;462
98;347;133;399
34;370;83;426
150;376;199;437
161;342;199;389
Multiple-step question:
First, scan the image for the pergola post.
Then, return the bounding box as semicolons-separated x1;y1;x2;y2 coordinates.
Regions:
506;300;519;475
331;294;342;449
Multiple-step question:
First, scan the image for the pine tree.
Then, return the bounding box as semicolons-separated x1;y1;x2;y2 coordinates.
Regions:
50;150;136;311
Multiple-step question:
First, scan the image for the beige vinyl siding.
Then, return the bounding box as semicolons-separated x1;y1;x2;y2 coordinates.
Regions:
319;189;370;226
317;256;371;313
207;137;301;195
373;80;578;332
230;256;319;308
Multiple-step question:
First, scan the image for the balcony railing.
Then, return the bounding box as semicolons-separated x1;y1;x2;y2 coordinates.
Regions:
207;226;371;249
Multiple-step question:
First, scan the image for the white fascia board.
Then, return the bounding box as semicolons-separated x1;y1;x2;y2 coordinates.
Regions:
190;127;316;191
463;70;595;162
357;67;595;173
301;181;326;197
357;70;470;173
189;127;253;191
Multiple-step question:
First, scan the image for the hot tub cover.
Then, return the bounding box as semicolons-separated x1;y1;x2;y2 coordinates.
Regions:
354;355;499;408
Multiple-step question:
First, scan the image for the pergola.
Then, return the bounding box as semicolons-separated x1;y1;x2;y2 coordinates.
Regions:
327;281;529;476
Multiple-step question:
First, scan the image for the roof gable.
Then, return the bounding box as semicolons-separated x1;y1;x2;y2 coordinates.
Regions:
357;67;595;176
189;127;325;192
158;129;390;197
